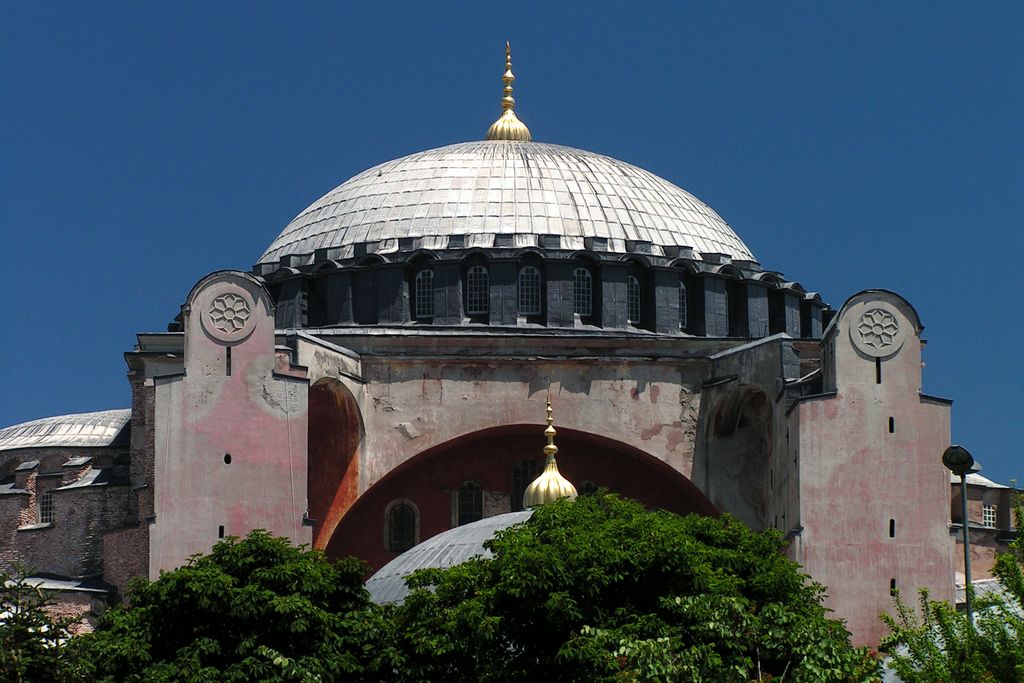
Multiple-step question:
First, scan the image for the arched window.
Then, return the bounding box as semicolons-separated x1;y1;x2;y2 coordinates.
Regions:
458;481;483;525
518;266;542;316
511;459;541;512
414;269;434;319
466;265;489;315
678;281;688;330
627;275;641;324
573;268;593;317
387;501;417;552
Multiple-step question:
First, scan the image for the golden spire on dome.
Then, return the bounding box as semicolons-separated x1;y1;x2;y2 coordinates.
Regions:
523;395;577;508
485;41;533;142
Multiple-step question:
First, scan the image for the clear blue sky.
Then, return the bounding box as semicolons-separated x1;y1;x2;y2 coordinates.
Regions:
3;3;1021;483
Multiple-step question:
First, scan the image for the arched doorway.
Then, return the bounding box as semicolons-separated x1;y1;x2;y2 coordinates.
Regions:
324;424;718;572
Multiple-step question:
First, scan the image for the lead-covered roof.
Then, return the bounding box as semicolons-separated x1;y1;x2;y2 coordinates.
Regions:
259;141;754;266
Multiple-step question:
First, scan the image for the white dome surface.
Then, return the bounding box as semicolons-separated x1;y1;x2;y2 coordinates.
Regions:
259;141;754;265
366;510;533;604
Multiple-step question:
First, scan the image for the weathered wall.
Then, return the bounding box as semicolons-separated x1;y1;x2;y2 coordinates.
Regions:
0;446;129;578
792;291;953;646
355;357;706;494
949;482;1017;580
148;271;310;577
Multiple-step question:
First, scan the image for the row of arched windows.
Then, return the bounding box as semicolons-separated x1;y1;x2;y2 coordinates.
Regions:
411;263;649;324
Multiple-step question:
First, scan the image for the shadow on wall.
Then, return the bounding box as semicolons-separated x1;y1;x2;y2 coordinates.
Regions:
692;386;772;529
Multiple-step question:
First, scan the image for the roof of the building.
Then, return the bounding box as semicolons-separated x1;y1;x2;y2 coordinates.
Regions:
56;467;116;490
258;141;755;266
0;410;130;452
366;510;533;604
952;472;1011;489
0;481;28;496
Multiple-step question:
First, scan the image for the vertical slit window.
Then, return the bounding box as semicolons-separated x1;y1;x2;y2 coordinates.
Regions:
38;493;54;524
875;358;882;384
678;281;688;330
458;482;483;525
414;269;434;319
226;347;232;376
890;578;897;595
627;276;641;324
466;265;489;315
888;417;895;433
218;525;225;538
889;518;895;537
512;459;541;512
573;268;593;316
518;266;542;316
388;502;416;552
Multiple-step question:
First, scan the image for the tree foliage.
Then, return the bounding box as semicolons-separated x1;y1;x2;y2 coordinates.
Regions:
881;491;1024;682
383;493;878;682
0;566;75;683
66;530;381;682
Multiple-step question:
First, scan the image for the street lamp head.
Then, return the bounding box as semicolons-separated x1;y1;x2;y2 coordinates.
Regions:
942;444;975;476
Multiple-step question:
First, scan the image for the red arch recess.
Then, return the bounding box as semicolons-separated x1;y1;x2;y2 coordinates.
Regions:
324;424;718;572
307;378;362;549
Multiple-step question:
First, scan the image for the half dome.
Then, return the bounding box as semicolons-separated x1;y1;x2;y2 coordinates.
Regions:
258;141;754;266
366;510;534;604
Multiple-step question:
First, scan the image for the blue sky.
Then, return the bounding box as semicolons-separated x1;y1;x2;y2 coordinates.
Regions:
3;2;1021;483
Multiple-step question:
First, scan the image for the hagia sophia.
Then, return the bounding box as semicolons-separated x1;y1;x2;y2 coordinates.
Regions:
0;44;1013;647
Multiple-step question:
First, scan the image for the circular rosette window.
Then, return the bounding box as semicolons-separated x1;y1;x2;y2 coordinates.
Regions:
202;287;258;343
849;301;906;358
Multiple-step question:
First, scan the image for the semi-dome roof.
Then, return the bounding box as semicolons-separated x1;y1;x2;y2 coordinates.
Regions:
366;510;533;604
0;409;130;452
258;140;755;266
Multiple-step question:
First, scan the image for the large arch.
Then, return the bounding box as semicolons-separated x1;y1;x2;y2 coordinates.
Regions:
307;378;362;549
324;424;718;572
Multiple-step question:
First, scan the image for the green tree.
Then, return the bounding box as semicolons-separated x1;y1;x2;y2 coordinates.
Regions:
384;493;878;682
880;491;1024;682
0;565;75;683
67;530;382;682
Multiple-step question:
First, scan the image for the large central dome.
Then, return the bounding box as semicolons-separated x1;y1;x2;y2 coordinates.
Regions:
258;140;755;266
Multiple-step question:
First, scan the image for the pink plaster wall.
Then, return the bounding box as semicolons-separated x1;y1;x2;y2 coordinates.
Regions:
149;272;310;577
794;292;953;647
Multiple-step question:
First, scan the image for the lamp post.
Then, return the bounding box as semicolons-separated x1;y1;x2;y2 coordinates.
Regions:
942;444;975;623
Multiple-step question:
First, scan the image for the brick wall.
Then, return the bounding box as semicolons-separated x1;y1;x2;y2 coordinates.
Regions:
102;525;149;596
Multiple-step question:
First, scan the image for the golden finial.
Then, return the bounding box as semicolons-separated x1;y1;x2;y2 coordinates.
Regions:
486;41;533;142
523;394;577;508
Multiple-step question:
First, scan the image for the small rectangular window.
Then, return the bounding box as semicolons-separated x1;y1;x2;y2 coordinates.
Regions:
982;503;997;529
518;267;542;316
466;265;490;315
226;347;232;376
889;518;895;538
888;417;895;433
414;269;435;319
38;493;54;524
875;358;882;384
218;525;225;538
890;578;897;595
627;276;641;324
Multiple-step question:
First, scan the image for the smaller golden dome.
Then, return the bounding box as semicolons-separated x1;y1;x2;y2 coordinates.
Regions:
523;396;577;508
486;41;532;142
